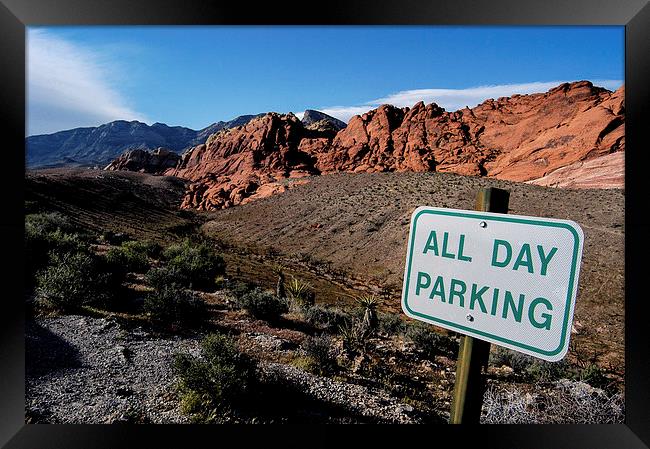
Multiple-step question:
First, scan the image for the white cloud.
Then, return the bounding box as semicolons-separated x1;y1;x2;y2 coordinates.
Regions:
27;29;149;136
315;79;623;124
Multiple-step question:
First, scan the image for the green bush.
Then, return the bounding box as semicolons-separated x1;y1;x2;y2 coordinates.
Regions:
576;364;611;391
491;347;611;388
104;239;160;275
228;281;256;299
303;305;350;331
35;252;112;312
489;346;536;373
163;239;226;290
301;334;337;375
525;358;570;383
100;230;130;246
105;245;149;274
234;288;288;321
378;313;406;335
405;322;459;359
173;333;255;422
25;212;89;288
144;284;205;326
214;276;226;290
145;265;185;288
125;240;161;257
25;212;77;235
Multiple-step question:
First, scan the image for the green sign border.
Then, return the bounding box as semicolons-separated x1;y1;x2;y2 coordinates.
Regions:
402;208;581;358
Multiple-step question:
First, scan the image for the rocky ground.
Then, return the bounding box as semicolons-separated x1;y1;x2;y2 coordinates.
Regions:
25;308;427;424
26;315;201;424
26;304;624;424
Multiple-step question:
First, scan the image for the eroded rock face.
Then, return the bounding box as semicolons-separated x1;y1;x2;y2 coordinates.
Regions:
166;113;323;210
104;148;181;174
166;81;625;210
526;151;624;189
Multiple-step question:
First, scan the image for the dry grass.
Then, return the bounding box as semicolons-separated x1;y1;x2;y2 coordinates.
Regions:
481;380;624;424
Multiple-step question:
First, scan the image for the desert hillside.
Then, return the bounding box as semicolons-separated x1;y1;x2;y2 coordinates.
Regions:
202;171;624;369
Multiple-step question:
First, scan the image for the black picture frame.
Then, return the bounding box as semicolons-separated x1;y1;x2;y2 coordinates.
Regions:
1;0;648;447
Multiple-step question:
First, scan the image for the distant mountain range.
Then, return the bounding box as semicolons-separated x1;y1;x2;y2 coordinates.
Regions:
26;114;265;168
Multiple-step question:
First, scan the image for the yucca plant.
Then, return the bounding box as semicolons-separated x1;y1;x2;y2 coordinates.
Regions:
354;294;379;331
338;318;370;355
286;277;315;310
271;264;286;299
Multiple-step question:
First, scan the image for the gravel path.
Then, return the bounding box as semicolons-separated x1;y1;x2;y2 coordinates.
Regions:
26;315;201;423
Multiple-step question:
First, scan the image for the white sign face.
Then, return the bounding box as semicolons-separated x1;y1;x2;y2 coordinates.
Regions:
401;206;584;362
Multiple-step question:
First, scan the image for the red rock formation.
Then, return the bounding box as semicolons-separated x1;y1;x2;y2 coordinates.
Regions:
104;147;181;174
166;113;322;210
317;81;624;182
479;82;624;182
161;81;625;210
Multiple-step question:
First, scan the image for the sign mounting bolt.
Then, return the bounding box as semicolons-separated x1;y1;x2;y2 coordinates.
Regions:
479;221;487;228
466;314;474;322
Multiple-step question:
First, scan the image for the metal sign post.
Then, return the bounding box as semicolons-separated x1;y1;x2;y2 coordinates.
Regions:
449;188;509;423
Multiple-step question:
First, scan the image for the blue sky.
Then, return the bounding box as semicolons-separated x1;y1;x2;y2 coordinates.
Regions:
27;26;624;136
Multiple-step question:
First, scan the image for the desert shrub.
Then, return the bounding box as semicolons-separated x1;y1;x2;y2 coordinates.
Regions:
144;284;205;326
490;346;577;383
489;346;536;373
214;276;226;290
26;229;87;276
481;380;624;424
576;363;611;391
234;288;288;321
524;358;570;383
163;239;226;289
285;277;315;311
35;252;112;312
300;334;338;375
25;212;76;235
105;243;151;274
145;265;186;288
228;281;256;299
378;313;406;335
303;304;350;331
100;231;130;246
173;332;255;422
125;239;161;257
25;212;89;287
405;322;459;359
